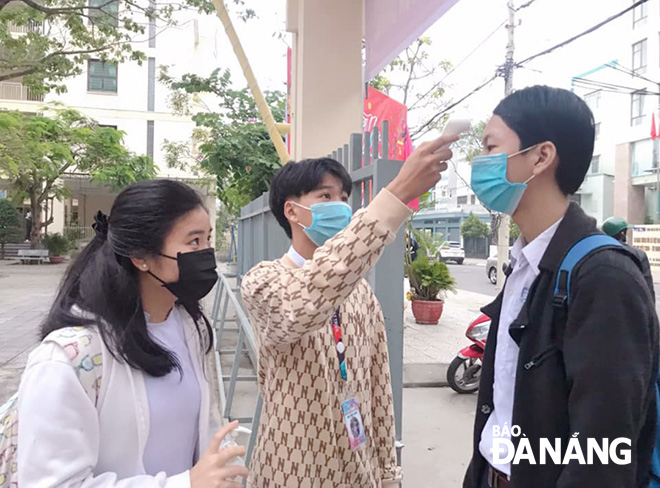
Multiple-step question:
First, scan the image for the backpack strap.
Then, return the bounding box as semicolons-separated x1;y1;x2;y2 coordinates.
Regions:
44;327;104;406
553;234;624;309
551;235;624;344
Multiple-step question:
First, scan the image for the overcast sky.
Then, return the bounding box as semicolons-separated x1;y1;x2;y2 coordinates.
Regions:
200;0;633;140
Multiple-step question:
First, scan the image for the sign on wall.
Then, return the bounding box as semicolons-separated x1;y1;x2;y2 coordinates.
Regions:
632;225;660;269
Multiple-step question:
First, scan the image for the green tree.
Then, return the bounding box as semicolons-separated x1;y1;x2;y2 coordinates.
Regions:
0;198;24;259
461;212;490;239
510;220;521;241
0;108;155;247
453;120;487;163
0;0;253;94
161;68;285;216
369;37;452;141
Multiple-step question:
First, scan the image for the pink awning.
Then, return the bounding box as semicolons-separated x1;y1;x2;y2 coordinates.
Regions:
365;0;461;81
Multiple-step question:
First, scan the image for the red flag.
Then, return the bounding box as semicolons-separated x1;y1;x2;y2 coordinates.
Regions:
652;113;658;140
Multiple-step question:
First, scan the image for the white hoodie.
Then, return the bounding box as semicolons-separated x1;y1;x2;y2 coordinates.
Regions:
17;307;221;487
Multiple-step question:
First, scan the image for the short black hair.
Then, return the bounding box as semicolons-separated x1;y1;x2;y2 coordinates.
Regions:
493;85;595;195
270;158;352;238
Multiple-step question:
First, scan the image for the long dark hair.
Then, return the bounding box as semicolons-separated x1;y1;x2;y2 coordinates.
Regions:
41;179;213;377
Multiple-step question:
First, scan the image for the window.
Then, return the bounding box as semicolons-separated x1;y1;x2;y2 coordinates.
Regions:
457;196;468;205
633;0;648;28
148;0;156;48
584;91;601;112
471;194;476;205
594;123;601;140
632;138;654;176
590;155;600;174
88;60;117;93
633;39;648;74
88;0;118;27
631;90;646;126
147;57;156;111
147;120;155;159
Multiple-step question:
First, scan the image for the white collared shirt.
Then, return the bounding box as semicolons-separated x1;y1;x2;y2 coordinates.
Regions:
479;218;562;476
287;245;307;267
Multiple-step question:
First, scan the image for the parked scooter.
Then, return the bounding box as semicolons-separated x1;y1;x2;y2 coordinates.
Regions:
447;313;490;394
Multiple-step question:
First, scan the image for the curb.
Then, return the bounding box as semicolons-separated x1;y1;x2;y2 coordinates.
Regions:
403;362;451;388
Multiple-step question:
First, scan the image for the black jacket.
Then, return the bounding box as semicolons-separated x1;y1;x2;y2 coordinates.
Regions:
464;203;659;488
629;245;655;302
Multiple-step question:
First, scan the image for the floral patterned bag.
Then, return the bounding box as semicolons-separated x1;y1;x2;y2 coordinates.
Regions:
0;327;103;488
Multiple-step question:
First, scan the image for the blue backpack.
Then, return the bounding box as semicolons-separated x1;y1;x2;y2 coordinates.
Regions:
552;234;659;487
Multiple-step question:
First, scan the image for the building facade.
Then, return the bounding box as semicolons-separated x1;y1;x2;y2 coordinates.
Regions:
0;6;221;239
572;0;660;225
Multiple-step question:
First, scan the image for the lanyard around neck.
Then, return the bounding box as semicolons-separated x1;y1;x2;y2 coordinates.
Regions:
331;310;347;381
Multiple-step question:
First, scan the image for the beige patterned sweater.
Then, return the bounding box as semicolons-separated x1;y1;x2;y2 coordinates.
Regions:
241;189;412;488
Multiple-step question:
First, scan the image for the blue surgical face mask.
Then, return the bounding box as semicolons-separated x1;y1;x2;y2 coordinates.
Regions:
292;201;353;246
470;146;537;215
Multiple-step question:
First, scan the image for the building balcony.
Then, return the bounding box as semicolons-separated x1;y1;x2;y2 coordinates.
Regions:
7;21;43;35
0;82;44;102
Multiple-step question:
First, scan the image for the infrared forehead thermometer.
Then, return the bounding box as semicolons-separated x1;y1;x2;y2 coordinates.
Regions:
441;118;472;138
437;118;471;152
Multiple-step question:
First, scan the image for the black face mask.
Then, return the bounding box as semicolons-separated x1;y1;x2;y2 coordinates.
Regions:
149;248;218;302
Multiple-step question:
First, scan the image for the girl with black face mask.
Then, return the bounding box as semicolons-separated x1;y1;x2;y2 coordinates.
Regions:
14;180;248;487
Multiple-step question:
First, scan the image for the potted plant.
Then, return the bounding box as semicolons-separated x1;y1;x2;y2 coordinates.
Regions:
405;225;457;324
406;255;456;324
43;233;71;264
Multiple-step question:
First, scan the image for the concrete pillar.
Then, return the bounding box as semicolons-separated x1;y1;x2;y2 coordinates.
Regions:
51;198;65;234
614;142;645;224
287;0;364;159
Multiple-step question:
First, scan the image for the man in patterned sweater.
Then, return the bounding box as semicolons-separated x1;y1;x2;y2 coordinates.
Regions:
241;134;457;487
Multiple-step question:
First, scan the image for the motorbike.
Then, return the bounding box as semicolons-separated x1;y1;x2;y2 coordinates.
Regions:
447;313;490;394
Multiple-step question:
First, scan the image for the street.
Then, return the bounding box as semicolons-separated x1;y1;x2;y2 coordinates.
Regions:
446;262;497;297
448;260;660;318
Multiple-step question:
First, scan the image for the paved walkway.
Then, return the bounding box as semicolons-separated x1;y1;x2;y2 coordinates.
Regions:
0;260;64;403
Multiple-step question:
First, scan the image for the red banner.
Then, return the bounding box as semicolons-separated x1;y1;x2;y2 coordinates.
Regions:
364;86;409;160
363;86;418;210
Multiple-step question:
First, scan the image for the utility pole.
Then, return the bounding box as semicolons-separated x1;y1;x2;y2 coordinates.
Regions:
496;0;516;290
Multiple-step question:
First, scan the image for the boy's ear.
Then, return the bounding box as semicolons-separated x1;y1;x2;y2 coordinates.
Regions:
531;141;558;177
284;201;299;225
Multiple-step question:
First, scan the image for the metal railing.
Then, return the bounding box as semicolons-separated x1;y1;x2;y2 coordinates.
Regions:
0;82;44;102
210;271;262;466
63;226;95;243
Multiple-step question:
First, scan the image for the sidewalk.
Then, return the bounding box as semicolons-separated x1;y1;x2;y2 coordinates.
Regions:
403;278;492;387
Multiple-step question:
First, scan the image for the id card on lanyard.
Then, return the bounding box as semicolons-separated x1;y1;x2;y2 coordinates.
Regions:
331;309;367;451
